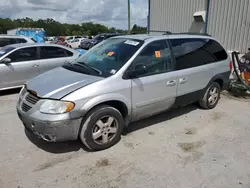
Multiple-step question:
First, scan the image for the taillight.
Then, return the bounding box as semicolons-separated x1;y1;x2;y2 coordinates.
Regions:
229;61;232;71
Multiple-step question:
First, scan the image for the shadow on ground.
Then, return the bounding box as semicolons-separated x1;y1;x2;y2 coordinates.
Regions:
25;129;92;154
25;104;198;154
125;104;198;134
0;88;20;96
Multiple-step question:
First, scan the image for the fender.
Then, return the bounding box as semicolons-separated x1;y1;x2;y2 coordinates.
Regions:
80;93;131;116
209;71;231;90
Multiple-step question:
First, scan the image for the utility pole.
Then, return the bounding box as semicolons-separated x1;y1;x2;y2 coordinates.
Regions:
128;0;131;34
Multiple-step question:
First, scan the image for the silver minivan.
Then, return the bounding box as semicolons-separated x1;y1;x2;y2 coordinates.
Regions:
17;34;231;151
0;43;80;91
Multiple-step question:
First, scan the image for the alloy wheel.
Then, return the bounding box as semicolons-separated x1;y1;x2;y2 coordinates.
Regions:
92;116;118;145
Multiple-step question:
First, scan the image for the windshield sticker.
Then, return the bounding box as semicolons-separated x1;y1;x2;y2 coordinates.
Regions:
107;51;115;56
155;51;161;58
124;40;140;46
110;69;117;74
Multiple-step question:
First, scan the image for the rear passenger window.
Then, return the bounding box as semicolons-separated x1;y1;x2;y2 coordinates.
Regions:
7;47;37;62
170;38;228;70
133;40;172;77
40;47;66;59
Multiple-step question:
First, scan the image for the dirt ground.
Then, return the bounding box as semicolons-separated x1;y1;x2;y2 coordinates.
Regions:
0;89;250;188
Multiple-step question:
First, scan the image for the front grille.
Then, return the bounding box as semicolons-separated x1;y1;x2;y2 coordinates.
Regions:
21;102;32;112
25;93;39;105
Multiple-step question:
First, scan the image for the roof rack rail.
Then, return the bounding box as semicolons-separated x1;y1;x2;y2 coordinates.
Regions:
161;31;211;36
176;32;212;36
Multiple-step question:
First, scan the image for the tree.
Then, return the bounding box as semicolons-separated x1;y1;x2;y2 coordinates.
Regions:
0;17;139;36
131;24;147;34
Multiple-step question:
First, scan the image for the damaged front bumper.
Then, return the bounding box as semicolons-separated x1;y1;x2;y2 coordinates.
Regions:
17;108;82;142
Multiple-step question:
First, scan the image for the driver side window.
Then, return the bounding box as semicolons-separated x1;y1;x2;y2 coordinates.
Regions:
132;40;172;77
7;47;37;62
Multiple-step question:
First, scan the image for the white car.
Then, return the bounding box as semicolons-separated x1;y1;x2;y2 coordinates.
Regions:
0;35;35;49
65;36;83;44
68;38;86;49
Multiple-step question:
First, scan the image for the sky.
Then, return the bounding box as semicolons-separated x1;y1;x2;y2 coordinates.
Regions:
0;0;148;29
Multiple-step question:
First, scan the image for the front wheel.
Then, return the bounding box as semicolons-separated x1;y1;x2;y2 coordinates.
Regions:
199;82;221;109
79;105;124;151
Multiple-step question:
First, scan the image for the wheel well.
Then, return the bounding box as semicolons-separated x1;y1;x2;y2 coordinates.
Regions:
92;100;129;119
213;79;223;89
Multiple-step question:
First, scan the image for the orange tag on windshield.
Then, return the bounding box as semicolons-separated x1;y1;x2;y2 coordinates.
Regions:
155;51;161;58
107;52;115;56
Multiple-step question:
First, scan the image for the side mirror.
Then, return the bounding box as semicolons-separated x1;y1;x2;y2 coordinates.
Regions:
125;64;147;79
1;58;11;64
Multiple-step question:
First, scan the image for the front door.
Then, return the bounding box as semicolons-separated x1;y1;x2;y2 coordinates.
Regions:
131;40;178;121
0;47;39;89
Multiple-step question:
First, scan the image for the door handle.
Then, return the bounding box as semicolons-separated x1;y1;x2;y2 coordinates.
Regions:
166;80;176;86
32;64;39;68
179;77;188;84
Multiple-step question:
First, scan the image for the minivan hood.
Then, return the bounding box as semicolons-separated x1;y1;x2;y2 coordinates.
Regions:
26;67;103;99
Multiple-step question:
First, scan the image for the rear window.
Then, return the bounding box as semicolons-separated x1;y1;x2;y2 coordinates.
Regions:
12;38;27;43
0;38;11;47
0;38;29;47
170;38;228;70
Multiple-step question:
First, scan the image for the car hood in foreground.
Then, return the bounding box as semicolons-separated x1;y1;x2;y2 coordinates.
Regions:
26;67;103;99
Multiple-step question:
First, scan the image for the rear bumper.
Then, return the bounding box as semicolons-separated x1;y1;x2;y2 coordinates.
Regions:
221;71;231;90
17;108;82;142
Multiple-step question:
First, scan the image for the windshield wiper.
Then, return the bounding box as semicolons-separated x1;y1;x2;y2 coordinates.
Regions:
74;62;102;75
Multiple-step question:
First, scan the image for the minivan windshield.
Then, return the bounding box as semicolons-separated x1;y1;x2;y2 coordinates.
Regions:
65;38;144;77
0;46;16;57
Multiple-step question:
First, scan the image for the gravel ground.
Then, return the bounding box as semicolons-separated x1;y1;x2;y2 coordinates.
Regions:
0;89;250;188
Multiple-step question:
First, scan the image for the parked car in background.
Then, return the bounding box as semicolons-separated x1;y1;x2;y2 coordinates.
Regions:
0;43;80;91
65;36;83;43
50;39;70;47
79;33;122;50
68;38;86;49
16;34;230;151
45;37;56;43
0;35;35;49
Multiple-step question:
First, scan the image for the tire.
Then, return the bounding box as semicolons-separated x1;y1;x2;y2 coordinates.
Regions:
79;105;124;151
199;82;221;109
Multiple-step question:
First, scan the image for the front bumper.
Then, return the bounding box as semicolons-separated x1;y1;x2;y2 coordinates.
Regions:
16;92;82;142
17;109;81;142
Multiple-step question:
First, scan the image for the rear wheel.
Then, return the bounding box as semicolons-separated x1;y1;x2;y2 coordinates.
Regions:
199;82;221;109
79;105;124;151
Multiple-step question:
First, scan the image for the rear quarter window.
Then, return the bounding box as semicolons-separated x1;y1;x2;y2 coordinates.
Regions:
170;38;228;70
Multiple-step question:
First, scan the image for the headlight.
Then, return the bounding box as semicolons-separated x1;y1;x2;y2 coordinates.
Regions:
39;100;75;114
